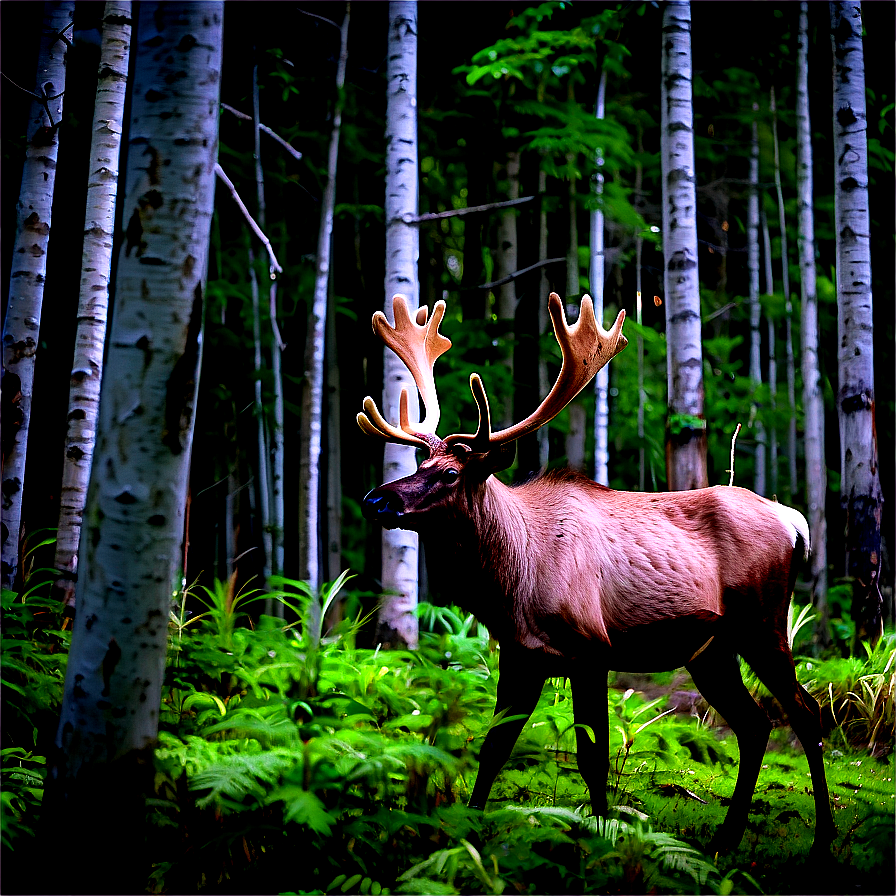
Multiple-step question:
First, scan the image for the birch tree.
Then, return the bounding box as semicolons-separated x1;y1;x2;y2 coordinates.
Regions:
495;150;520;429
53;1;132;611
770;86;799;498
1;1;74;590
797;1;828;612
748;113;766;496
565;149;586;472
43;7;223;893
830;1;883;644
591;67;609;485
377;1;420;649
761;210;779;496
537;163;550;469
249;63;286;600
660;0;707;491
300;5;350;602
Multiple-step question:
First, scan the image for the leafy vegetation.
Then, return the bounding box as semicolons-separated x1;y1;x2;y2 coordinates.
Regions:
3;571;893;894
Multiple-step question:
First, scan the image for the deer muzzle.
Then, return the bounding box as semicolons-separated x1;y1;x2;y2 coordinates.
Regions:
362;489;405;529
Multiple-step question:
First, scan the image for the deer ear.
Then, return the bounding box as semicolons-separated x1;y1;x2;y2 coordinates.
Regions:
473;442;516;476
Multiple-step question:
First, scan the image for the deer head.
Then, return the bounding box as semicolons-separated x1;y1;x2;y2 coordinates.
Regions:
359;292;628;530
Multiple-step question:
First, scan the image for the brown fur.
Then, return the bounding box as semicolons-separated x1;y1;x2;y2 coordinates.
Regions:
364;441;833;850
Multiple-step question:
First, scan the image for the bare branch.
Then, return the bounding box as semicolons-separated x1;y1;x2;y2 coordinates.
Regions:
478;257;566;290
703;300;741;323
214;163;283;274
1;72;64;127
298;7;341;30
51;21;74;49
409;195;535;224
221;102;303;162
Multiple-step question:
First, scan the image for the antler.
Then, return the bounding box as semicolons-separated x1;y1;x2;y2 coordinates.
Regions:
445;293;627;452
356;294;452;449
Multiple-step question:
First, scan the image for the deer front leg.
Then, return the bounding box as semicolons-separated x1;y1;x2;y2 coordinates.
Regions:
469;654;544;810
572;667;610;816
687;641;771;851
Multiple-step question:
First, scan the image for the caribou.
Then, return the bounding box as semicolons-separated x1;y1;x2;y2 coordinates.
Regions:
359;292;834;850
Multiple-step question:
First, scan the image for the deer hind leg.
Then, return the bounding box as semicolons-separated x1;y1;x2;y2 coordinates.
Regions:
572;668;609;816
686;640;771;851
740;639;836;849
469;655;544;810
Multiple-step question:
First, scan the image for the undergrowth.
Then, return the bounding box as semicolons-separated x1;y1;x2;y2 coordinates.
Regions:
2;576;894;895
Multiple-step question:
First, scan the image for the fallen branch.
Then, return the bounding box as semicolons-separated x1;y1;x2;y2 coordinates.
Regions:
408;195;534;224
214;163;283;274
479;256;566;290
221;103;303;162
727;423;742;487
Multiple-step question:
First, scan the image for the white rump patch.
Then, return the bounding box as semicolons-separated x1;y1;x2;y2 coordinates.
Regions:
769;501;810;558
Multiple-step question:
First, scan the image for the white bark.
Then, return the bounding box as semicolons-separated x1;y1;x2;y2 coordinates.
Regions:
249;244;273;586
301;5;350;597
660;0;707;491
537;164;550;469
495;151;520;429
748;114;766;496
771;86;799;497
797;1;828;607
1;2;75;590
830;1;882;641
270;290;285;580
54;2;131;609
591;68;609;486
47;7;222;887
761;210;779;496
325;290;343;585
565;152;586;472
378;1;420;649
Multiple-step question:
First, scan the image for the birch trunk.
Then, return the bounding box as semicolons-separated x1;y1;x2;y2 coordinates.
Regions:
325;285;343;587
270;298;285;580
495;151;520;429
250;66;273;596
660;0;707;491
43;7;222;893
377;1;420;649
761;210;779;496
301;5;350;601
830;1;883;644
591;68;609;485
748;114;766;496
565;152;586;472
1;1;75;590
771;86;799;498
537;164;550;469
797;1;828;613
249;243;273;588
53;2;131;610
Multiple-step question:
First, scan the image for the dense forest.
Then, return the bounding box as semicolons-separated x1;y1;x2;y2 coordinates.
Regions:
1;2;893;895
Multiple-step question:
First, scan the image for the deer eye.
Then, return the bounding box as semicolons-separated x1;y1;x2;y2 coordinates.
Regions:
444;468;459;484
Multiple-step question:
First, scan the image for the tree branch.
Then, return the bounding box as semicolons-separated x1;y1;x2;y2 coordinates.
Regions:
221;103;303;162
298;7;342;30
408;195;534;224
478;257;566;290
214;163;283;274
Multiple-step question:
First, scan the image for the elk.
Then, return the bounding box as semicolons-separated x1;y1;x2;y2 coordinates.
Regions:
359;292;834;851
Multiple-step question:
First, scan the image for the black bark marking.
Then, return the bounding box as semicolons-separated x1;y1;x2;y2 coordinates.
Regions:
23;213;50;236
124;209;144;257
162;282;204;454
1;373;24;460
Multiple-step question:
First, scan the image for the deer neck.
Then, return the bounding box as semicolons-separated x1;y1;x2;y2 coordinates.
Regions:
420;475;531;637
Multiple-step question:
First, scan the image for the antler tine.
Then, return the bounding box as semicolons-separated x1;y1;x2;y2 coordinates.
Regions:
357;295;452;448
446;292;627;451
